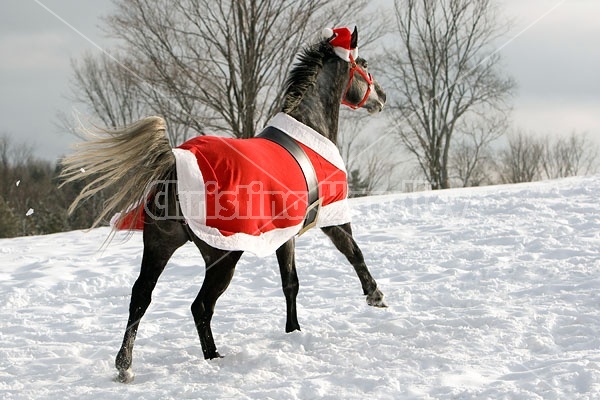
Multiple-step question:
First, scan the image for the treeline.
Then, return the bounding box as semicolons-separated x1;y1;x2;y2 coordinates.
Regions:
0;129;597;237
0;135;107;238
452;131;599;188
347;130;599;197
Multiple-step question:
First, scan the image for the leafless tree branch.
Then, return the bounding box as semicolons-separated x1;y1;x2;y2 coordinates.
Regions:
385;0;514;189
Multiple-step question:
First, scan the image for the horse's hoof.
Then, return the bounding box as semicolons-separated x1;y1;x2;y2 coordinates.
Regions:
114;368;135;384
285;323;301;333
207;352;223;360
366;288;388;308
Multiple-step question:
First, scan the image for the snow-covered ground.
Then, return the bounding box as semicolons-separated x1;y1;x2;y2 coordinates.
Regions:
1;175;600;399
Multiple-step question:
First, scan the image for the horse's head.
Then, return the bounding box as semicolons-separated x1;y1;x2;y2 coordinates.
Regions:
342;55;387;114
327;27;386;114
281;26;386;141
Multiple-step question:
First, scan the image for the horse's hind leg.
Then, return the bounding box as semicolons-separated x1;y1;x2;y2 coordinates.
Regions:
276;239;301;332
190;240;243;359
115;220;188;383
321;223;387;307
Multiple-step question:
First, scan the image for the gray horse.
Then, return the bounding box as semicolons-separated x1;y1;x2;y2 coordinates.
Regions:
61;27;387;383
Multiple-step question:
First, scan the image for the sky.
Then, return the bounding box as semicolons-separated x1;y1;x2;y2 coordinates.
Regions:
1;0;599;162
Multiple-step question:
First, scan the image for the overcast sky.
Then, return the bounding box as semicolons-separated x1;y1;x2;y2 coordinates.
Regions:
1;0;599;162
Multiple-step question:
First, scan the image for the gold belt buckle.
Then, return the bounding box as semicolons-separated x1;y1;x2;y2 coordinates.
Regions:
297;198;322;236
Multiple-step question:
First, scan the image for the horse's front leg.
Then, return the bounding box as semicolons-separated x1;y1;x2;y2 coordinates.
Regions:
321;223;387;307
276;239;301;332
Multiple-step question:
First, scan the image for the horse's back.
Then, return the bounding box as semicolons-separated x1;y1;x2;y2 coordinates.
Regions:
176;136;308;236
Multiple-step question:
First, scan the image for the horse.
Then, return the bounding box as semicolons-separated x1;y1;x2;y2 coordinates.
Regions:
61;27;387;383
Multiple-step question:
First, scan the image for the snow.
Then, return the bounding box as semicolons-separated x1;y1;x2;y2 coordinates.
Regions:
1;175;600;399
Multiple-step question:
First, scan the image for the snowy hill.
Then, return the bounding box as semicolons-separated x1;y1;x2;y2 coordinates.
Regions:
1;175;600;399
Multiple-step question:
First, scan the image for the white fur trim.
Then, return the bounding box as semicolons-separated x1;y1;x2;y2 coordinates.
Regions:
173;148;206;225
109;212;121;228
333;47;351;62
332;47;358;62
316;199;352;228
267;113;347;173
322;27;334;39
188;216;302;257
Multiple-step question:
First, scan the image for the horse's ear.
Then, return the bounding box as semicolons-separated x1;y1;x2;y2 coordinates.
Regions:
351;26;358;49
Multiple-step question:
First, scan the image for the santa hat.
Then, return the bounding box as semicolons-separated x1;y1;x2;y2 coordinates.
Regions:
322;27;358;62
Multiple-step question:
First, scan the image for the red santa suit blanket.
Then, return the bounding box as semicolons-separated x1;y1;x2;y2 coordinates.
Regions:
116;113;351;257
175;112;350;256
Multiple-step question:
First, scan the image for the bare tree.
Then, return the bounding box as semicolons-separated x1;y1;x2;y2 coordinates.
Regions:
61;52;194;145
0;133;34;205
0;135;71;236
497;130;544;184
451;141;492;187
386;0;514;189
338;112;402;196
541;132;599;179
69;52;148;130
102;0;382;139
450;112;507;186
0;133;33;170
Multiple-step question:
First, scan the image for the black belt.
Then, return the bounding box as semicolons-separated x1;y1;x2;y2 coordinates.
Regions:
257;126;320;234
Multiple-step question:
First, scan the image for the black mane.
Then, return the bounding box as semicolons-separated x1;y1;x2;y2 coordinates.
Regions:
282;41;333;113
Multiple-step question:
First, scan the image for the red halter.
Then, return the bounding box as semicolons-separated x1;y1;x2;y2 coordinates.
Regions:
341;54;374;110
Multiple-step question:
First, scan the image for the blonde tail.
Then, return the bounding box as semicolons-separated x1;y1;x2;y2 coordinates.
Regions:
60;116;175;229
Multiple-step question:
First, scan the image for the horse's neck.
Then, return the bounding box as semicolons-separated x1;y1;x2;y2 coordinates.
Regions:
288;105;339;144
287;62;346;145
